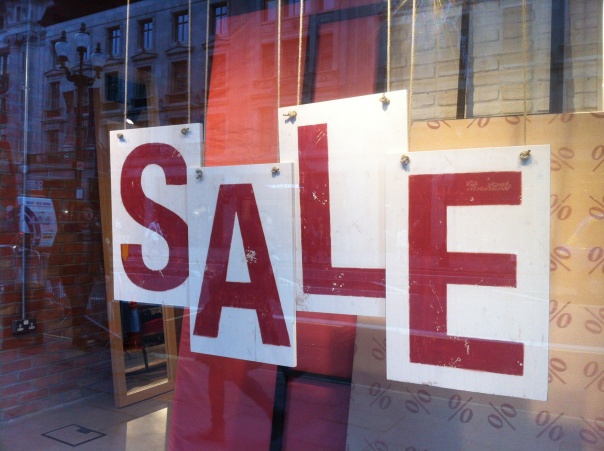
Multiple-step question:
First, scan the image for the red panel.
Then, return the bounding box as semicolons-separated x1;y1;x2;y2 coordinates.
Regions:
171;4;381;449
169;313;276;450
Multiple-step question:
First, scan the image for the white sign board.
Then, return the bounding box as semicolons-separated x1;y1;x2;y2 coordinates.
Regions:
110;124;202;306
385;146;550;400
187;163;296;366
279;91;408;317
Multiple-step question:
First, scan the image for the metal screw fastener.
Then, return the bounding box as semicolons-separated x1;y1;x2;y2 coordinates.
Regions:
117;133;124;139
181;127;189;135
379;94;390;105
519;149;531;161
195;168;203;179
271;166;280;174
283;111;297;118
400;154;410;166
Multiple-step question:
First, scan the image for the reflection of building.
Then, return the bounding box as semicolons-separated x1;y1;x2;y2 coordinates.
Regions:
40;0;207;198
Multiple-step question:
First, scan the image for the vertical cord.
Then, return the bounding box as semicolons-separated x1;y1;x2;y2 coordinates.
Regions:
522;0;528;146
408;0;417;152
386;0;391;92
277;0;282;161
203;0;210;165
20;4;32;320
187;0;192;124
123;0;131;128
296;0;304;105
277;0;282;110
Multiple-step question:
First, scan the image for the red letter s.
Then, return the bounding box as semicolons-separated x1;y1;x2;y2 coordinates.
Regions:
120;143;189;291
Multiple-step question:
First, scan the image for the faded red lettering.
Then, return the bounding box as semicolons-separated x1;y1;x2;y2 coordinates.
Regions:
120;143;189;291
193;184;290;346
408;172;524;375
297;124;385;297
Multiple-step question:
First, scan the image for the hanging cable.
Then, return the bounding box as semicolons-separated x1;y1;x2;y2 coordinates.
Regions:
187;0;192;124
20;1;33;320
277;0;283;160
386;0;392;93
296;0;304;105
203;0;210;165
123;0;131;128
408;0;417;152
522;0;528;147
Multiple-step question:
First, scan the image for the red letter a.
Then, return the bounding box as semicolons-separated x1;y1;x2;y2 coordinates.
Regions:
193;184;291;347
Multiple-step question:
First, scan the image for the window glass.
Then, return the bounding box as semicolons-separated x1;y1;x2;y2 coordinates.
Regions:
0;3;602;451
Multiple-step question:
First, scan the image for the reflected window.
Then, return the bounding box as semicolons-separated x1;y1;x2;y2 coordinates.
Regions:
174;12;189;43
261;43;275;79
211;3;228;36
105;71;121;102
0;53;8;94
320;0;335;10
46;129;59;153
264;0;276;21
171;61;188;94
132;66;151;109
139;19;154;50
108;26;121;57
48;81;61;110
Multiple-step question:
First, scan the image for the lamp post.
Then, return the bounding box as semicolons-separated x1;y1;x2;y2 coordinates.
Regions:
55;23;106;163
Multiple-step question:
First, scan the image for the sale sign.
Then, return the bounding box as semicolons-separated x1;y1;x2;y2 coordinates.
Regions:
108;97;550;393
187;163;297;366
385;146;550;400
279;91;408;317
110;124;202;307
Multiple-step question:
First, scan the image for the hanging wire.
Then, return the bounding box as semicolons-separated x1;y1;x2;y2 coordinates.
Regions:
21;1;33;320
203;0;210;165
386;0;392;93
277;0;283;161
296;0;304;105
408;0;417;152
522;0;528;147
187;0;192;124
123;0;131;128
277;0;282;111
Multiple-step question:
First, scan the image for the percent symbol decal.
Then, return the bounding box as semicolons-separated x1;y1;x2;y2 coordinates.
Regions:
535;410;564;442
589;195;604;220
364;438;389;451
584;307;604;334
588;247;604;274
550;194;572;220
592;145;604;172
583;361;604;392
405;388;431;415
447;395;473;423
488;402;517;430
369;383;392;410
550;246;572;272
371;336;386;361
548;357;567;384
549;299;572;328
551;147;575;171
580;417;604;446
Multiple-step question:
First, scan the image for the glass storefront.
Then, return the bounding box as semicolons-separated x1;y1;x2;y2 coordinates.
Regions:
0;1;602;450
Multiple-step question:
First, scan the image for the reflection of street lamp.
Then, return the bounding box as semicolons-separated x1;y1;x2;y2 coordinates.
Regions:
55;23;106;162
